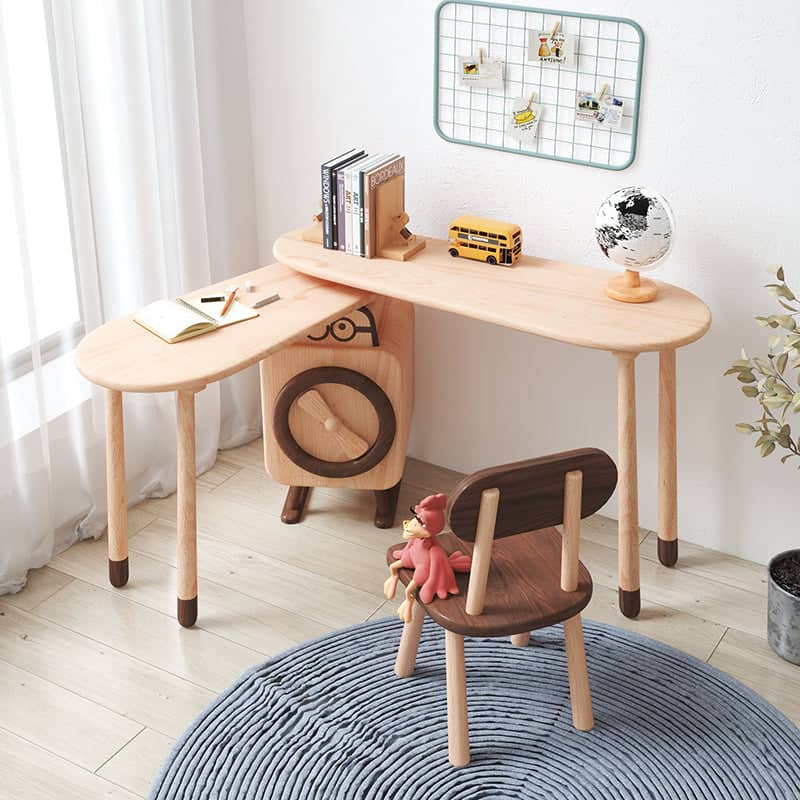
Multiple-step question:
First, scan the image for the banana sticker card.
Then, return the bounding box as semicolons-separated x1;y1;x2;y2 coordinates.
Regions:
506;95;542;144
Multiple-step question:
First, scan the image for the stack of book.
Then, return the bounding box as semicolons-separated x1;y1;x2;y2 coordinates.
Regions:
320;149;405;258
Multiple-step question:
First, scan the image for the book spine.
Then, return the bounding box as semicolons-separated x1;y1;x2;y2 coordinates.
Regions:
353;169;362;257
321;163;333;249
362;171;372;259
336;169;347;251
330;167;339;250
344;167;354;255
358;168;367;258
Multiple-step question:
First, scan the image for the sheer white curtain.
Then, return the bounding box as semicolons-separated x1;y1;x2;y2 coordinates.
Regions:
0;0;261;593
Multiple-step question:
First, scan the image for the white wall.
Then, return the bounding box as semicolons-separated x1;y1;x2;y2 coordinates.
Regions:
243;0;800;564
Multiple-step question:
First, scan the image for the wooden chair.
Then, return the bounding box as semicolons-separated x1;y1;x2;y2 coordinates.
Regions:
386;448;618;767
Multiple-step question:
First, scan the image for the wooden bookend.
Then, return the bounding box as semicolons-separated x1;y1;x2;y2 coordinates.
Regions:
373;176;425;262
606;268;657;303
302;211;323;244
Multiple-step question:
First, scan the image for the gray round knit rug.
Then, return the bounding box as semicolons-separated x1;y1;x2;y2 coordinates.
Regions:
149;617;800;799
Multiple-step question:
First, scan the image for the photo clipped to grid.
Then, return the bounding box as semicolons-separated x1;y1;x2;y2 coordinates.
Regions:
434;2;644;170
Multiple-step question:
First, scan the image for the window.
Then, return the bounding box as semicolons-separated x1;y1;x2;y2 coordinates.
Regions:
0;1;80;375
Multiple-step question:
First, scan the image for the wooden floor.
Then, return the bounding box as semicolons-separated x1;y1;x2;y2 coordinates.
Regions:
1;438;797;799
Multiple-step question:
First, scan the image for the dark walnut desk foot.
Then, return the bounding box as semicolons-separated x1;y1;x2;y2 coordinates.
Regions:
178;596;198;628
108;557;129;588
374;480;402;529
281;486;311;524
618;588;641;618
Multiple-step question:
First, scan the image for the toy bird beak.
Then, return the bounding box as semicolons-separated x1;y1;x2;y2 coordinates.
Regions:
402;518;429;540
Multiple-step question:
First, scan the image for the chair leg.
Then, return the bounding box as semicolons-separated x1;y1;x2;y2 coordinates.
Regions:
563;615;593;731
395;601;425;677
445;629;470;767
510;632;530;647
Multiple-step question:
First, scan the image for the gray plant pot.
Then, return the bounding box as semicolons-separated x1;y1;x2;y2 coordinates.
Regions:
767;549;800;665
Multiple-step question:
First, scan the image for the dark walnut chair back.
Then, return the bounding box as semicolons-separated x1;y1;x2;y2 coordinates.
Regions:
448;448;618;541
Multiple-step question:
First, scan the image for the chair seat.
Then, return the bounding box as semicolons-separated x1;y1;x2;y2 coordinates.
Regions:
386;529;592;637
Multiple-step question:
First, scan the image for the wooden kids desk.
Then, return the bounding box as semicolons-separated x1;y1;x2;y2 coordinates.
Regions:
75;263;370;626
273;229;712;618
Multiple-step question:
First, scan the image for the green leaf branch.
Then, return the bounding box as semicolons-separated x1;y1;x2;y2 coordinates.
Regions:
726;266;800;464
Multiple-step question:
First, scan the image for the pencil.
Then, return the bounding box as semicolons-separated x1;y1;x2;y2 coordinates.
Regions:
220;287;238;317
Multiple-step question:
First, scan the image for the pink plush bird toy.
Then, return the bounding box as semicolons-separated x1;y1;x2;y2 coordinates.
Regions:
384;493;472;623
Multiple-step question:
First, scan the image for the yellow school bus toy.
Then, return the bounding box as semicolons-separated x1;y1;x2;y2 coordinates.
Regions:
447;215;522;267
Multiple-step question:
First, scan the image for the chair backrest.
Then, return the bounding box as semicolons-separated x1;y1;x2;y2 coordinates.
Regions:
448;448;617;542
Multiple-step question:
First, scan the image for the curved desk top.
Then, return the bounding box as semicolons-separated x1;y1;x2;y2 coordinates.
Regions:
274;230;711;353
75;263;370;393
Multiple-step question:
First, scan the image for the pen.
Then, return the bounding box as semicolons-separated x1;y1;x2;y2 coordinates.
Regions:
200;295;225;303
253;293;280;309
220;287;238;317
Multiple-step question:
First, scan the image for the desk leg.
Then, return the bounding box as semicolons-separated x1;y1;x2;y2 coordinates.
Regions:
105;390;129;587
616;353;640;618
176;390;198;627
658;350;678;566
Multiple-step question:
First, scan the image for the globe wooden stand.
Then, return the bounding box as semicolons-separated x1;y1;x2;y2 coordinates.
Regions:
606;268;658;304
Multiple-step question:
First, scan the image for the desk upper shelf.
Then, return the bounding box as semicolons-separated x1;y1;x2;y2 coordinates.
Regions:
274;230;711;354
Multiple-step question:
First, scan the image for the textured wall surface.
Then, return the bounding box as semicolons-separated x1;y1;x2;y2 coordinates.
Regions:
243;0;800;563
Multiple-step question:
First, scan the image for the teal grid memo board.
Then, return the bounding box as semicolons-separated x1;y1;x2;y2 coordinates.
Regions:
434;1;644;170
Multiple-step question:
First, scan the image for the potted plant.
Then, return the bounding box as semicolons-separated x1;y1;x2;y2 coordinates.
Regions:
726;266;800;664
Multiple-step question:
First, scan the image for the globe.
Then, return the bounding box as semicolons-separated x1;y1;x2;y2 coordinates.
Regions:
595;186;674;272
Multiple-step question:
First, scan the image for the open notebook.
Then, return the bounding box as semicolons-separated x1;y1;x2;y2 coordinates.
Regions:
134;296;258;343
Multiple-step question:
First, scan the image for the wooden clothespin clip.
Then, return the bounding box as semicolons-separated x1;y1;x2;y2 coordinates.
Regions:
598;83;609;102
478;47;484;64
551;21;560;37
527;90;537;109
